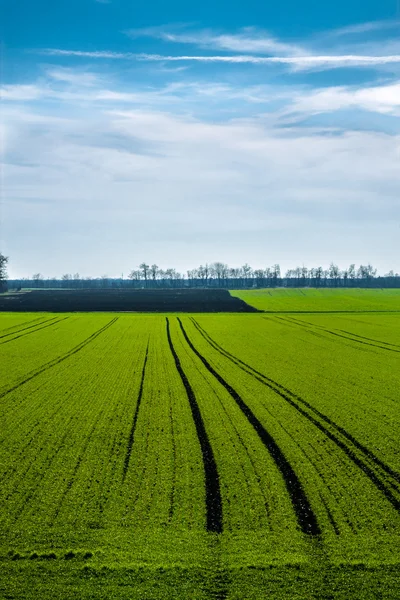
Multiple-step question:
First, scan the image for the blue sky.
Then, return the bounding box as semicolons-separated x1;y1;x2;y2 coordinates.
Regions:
2;0;400;277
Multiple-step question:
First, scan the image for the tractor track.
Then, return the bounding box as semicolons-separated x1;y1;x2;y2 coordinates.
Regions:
122;342;149;481
0;316;68;345
275;316;400;354
0;318;118;400
166;318;223;534
191;318;400;513
0;316;51;338
178;318;321;537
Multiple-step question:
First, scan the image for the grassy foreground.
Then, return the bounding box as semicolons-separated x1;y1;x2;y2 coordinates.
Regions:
231;287;400;312
1;307;399;598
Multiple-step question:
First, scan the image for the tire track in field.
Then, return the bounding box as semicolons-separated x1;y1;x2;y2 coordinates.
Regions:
183;342;272;527
191;318;400;513
178;318;321;537
0;316;50;338
276;316;400;354
338;329;400;349
0;318;119;400
0;316;69;345
166;318;223;534
122;342;149;482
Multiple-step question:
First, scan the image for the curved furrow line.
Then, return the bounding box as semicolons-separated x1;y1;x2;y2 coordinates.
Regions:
337;329;400;349
0;316;68;345
278;315;400;354
283;315;400;349
181;337;272;526
166;318;223;534
178;318;321;537
122;342;149;482
0;316;51;338
0;318;119;400
191;319;400;508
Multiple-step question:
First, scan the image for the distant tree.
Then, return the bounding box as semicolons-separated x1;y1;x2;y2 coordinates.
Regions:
128;269;141;281
165;268;179;280
329;263;340;286
139;263;150;282
0;253;8;292
272;264;281;285
150;264;159;281
61;274;72;281
211;262;229;284
197;265;210;281
32;273;43;289
348;264;356;280
357;264;376;279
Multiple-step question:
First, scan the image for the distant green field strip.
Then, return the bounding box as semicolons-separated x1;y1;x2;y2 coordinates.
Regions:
176;317;321;537
275;315;400;354
190;318;400;515
231;288;400;312
0;316;70;345
0;318;118;399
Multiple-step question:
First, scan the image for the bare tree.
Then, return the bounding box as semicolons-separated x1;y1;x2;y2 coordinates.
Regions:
272;264;281;284
348;264;356;280
0;253;8;292
329;263;340;286
150;264;159;281
139;263;150;282
128;270;142;282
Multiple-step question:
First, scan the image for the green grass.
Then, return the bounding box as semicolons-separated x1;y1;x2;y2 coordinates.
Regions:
0;309;399;598
231;287;400;312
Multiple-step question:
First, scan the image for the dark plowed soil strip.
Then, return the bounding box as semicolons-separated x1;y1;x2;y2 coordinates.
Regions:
166;318;223;534
191;319;400;511
0;316;69;345
122;342;149;482
0;318;118;400
178;318;321;536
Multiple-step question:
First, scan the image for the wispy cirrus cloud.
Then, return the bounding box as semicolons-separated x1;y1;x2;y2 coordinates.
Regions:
127;26;307;56
327;19;400;37
40;48;400;71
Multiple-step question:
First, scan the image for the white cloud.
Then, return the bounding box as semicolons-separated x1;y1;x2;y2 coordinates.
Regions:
127;26;307;56
327;19;400;37
288;83;400;117
1;84;44;101
3;93;400;276
45;67;99;86
40;48;400;71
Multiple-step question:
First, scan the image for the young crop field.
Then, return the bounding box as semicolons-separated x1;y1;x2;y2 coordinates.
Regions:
0;307;399;599
231;288;400;312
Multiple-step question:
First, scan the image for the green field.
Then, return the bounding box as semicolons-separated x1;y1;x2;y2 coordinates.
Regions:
1;307;400;598
231;287;400;312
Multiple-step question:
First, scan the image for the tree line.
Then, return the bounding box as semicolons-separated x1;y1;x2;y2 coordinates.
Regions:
2;254;399;290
